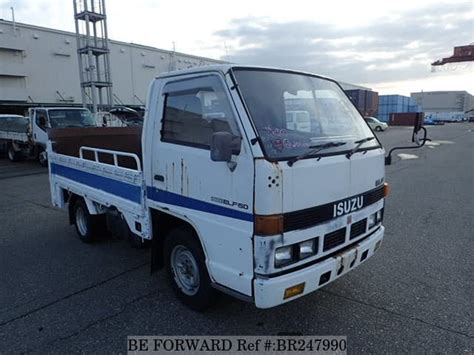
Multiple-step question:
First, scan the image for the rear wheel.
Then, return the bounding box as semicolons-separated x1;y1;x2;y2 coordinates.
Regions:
72;199;106;243
164;227;216;311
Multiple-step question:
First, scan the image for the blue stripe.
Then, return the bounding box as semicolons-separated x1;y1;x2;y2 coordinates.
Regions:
50;163;252;222
51;163;142;203
146;187;254;222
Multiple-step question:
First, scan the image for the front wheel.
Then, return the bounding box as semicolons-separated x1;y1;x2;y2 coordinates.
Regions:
7;145;20;162
375;126;383;132
164;227;216;311
38;150;48;167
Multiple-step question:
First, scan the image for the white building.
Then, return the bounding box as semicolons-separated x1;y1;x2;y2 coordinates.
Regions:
0;19;224;114
410;91;474;120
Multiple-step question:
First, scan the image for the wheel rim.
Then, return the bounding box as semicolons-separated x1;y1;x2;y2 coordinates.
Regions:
170;245;200;296
75;206;88;236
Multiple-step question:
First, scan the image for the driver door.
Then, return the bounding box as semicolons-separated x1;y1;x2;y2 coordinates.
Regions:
150;73;255;296
32;109;49;146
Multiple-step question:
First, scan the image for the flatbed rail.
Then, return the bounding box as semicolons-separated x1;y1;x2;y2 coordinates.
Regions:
48;144;148;238
79;146;142;171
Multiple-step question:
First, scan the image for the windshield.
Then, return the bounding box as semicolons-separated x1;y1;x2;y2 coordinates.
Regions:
233;69;379;160
48;109;97;128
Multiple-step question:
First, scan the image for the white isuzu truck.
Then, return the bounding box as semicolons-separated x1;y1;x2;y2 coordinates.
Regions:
47;65;393;310
0;107;96;165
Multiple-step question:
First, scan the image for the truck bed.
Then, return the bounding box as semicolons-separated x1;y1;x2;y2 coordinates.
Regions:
48;127;142;168
48;133;148;238
0;131;29;142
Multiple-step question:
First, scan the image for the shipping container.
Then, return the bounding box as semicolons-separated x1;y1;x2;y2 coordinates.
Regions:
389;112;424;126
453;45;474;57
345;89;379;117
377;95;421;122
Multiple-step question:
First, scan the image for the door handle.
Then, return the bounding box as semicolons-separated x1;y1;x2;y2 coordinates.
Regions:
154;174;164;182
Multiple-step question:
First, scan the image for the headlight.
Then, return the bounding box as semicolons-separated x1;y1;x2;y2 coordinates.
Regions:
275;246;294;267
376;209;383;223
299;239;317;259
368;213;377;228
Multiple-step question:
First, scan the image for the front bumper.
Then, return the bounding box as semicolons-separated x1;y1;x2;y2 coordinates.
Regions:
254;226;384;308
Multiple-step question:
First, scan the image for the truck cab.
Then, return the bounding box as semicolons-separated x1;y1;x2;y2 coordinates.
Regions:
29;107;96;145
48;65;388;310
144;65;386;308
30;107;96;164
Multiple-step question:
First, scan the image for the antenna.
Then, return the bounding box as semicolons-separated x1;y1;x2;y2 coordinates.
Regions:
169;41;177;71
224;41;229;60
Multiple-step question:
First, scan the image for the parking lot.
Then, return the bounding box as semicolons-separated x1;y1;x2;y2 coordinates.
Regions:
0;123;472;353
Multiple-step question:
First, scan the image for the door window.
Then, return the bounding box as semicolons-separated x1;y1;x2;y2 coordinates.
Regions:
35;110;48;131
161;75;240;149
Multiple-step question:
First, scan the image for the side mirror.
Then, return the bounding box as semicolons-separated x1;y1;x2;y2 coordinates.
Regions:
385;112;430;165
210;132;241;162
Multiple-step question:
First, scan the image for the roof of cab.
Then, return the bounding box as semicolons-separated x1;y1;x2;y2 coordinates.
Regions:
29;107;89;111
156;64;335;82
156;64;234;78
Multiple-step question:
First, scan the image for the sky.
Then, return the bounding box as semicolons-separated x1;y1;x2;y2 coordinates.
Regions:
1;0;473;95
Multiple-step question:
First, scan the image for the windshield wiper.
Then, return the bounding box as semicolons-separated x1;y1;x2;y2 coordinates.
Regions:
346;136;375;159
287;141;347;167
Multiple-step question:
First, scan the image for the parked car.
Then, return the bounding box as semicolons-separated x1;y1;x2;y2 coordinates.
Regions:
424;118;444;126
365;117;388;131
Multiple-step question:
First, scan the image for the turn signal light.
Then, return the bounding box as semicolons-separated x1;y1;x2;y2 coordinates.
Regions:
383;182;390;197
254;214;284;236
283;283;305;299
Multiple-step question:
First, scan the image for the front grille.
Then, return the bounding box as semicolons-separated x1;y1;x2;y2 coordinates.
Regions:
284;205;328;232
350;218;367;240
283;186;384;232
365;187;384;206
323;227;346;252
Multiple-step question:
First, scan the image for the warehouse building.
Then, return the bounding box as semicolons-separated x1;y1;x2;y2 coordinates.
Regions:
410;91;473;121
377;95;421;122
0;19;224;114
1;19;374;117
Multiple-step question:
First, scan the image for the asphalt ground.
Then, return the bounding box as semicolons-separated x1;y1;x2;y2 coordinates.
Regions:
0;123;472;354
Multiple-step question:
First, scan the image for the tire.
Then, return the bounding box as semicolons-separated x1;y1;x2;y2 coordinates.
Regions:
164;226;216;311
72;199;106;243
7;145;20;162
375;126;383;132
38;150;48;167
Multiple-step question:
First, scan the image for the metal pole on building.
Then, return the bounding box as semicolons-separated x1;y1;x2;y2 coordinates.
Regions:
10;7;16;35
